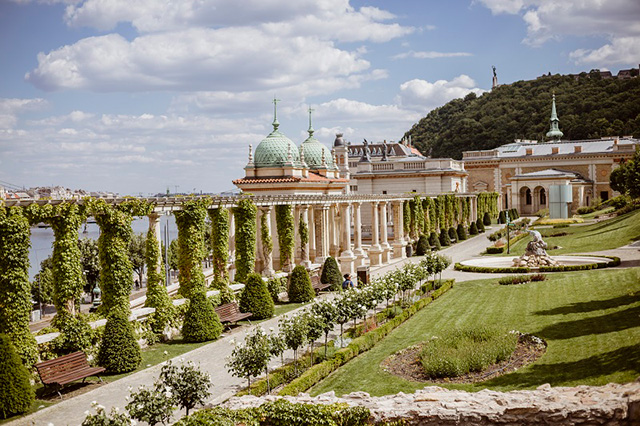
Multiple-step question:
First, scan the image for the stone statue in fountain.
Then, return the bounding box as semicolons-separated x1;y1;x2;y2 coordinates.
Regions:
512;226;559;268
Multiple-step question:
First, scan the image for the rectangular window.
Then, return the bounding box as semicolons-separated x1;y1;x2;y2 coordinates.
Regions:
600;191;609;201
382;190;387;194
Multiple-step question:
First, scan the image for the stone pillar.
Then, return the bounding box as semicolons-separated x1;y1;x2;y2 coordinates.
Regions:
228;210;236;282
314;206;329;264
259;207;275;277
369;201;383;266
309;204;316;261
322;205;330;260
352;202;365;266
148;212;163;275
293;205;301;263
329;204;340;258
379;201;392;263
392;200;407;259
338;202;356;275
471;196;478;223
300;205;311;268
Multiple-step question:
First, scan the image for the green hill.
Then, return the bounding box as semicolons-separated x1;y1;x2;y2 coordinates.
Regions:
403;71;640;160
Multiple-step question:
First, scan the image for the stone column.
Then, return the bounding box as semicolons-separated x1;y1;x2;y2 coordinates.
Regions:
379;201;392;263
148;212;162;275
293;205;301;263
471;196;478;223
322;205;330;260
259;206;275;277
314;206;328;264
300;205;311;268
329;204;340;258
369;201;383;266
228;209;236;282
392;200;407;259
309;204;316;261
352;202;365;266
338;202;356;275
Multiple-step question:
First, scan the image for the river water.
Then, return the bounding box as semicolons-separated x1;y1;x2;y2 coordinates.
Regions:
28;215;178;280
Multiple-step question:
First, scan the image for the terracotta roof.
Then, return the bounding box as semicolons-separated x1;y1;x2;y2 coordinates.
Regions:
233;171;348;185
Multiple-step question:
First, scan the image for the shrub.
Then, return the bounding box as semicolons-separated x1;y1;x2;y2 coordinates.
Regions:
577;206;595;214
448;227;458;243
97;310;141;373
267;277;286;303
454;263;530;273
439;229;450;247
320;257;342;291
476;218;485;233
239;274;274;320
530;274;547;282
498;275;531;285
498;211;506;224
535;208;549;217
288;265;315;303
456;224;467;241
0;334;34;419
416;234;430;256
608;195;629;210
486;246;504;254
553;223;570;228
429;231;441;250
182;291;223;343
469;221;478;235
483;212;491;226
420;327;518;378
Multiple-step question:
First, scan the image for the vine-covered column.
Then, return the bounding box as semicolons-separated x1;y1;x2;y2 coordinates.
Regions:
145;212;173;334
0;206;38;367
308;205;316;260
275;204;294;272
209;207;230;286
380;201;391;263
369;201;382;266
234;198;257;283
338;202;355;274
352;202;365;264
391;200;406;259
174;199;209;299
259;206;274;276
298;205;310;269
329;204;340;258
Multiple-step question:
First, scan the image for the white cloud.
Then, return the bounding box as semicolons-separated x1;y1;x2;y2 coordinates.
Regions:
569;37;640;65
397;75;485;112
475;0;524;15
393;50;473;60
314;98;420;124
0;98;48;129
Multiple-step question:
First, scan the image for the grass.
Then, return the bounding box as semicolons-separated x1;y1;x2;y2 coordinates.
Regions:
310;267;640;396
497;209;640;257
579;206;615;219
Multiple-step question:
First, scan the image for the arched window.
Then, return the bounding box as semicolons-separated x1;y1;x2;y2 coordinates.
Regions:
540;188;546;205
525;188;532;205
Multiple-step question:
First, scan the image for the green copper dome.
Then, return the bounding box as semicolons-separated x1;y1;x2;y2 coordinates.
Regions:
253;99;301;168
299;107;336;169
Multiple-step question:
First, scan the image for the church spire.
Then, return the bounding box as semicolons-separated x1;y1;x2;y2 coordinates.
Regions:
546;93;564;141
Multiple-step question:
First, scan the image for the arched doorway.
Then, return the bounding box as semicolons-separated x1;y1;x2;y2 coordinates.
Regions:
519;186;532;215
533;186;546;213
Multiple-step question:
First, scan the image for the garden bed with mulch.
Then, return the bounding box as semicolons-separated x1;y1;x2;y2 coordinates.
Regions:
381;334;546;384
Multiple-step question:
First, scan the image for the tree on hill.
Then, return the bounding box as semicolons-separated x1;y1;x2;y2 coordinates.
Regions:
610;148;640;199
404;75;640;159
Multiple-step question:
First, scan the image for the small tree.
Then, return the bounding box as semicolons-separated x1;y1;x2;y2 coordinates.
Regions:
439;229;450;247
429;231;441;250
126;384;175;426
279;315;308;375
287;265;315;303
0;334;34;419
159;360;211;416
483;212;492;226
476;217;485;233
456;224;467;241
448;226;458;243
239;273;274;320
416;234;429;256
302;311;324;366
98;310;141;374
469;221;479;235
226;327;271;392
82;404;132;426
498;210;506;224
310;300;337;358
320;257;342;291
182;291;222;343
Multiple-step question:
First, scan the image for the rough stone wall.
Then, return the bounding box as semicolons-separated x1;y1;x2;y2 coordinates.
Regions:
222;381;640;425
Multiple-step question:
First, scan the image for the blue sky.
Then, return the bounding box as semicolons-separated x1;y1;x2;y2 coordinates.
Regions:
1;0;639;195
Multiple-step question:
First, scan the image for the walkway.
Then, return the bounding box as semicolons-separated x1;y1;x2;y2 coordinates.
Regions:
10;229;502;426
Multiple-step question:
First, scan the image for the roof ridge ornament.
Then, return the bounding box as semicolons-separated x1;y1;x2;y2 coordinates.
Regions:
307;106;314;137
248;144;253;163
546;93;564;141
272;96;281;131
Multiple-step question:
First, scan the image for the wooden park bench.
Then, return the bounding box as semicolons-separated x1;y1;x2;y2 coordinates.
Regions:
35;351;105;398
311;275;332;294
215;302;252;327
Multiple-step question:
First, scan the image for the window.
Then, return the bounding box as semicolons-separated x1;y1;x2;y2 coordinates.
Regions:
600;191;609;201
382;190;387;194
504;193;509;209
525;188;532;205
412;189;417;193
540;188;546;205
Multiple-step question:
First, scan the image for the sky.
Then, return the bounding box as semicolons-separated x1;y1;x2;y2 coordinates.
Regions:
1;0;639;196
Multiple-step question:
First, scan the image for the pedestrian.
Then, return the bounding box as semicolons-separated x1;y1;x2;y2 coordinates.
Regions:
342;273;354;290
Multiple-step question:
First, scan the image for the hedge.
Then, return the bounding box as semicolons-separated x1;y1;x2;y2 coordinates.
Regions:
277;280;454;396
454;263;531;273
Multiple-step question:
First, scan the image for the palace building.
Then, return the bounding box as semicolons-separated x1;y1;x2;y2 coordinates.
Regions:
463;95;639;215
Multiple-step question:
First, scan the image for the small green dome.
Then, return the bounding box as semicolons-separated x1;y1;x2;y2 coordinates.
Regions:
254;127;301;168
301;135;336;169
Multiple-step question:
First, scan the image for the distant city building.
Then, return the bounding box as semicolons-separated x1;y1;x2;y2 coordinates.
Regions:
463;95;639;214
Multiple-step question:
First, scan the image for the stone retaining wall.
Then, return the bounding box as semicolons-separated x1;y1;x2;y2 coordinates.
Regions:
222;381;640;425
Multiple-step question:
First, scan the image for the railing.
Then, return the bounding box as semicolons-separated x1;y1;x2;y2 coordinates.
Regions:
463;149;500;159
403;162;425;170
373;163;394;171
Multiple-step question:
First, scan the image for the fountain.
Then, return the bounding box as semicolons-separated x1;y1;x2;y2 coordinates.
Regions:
511;228;559;268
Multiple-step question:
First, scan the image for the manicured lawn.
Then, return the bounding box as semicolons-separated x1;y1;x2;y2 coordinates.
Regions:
498;209;640;257
579;207;615;219
310;267;640;396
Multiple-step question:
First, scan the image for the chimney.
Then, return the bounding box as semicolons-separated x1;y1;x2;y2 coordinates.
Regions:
614;137;619;145
552;147;559;154
526;148;533;155
574;145;582;153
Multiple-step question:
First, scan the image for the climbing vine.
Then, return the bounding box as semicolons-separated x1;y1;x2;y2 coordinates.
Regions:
260;209;273;269
174;198;210;299
298;211;309;261
424;197;435;233
403;200;411;236
234;198;257;283
0;206;38;367
444;194;456;228
410;196;424;239
144;225;174;334
477;192;499;219
436;195;446;231
275;205;295;272
88;198;153;314
210;207;230;286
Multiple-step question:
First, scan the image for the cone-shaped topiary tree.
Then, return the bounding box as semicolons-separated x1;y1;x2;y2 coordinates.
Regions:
439;229;450;247
429;231;441;250
483;212;492;226
182;291;222;343
98;310;141;373
239;273;274;320
469;221;479;235
456;224;468;241
476;217;485;233
0;334;34;419
416;234;430;256
288;265;315;303
320;257;342;291
498;210;506;224
448;227;458;243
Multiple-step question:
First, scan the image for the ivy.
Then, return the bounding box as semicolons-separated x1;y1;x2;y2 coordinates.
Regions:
234;199;257;283
436;195;446;231
444;194;456;228
174;199;210;299
209;207;230;286
144;226;174;335
275;205;295;272
260;210;273;270
0;206;38;367
410;196;424;239
298;211;308;262
477;192;500;219
403;200;411;235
